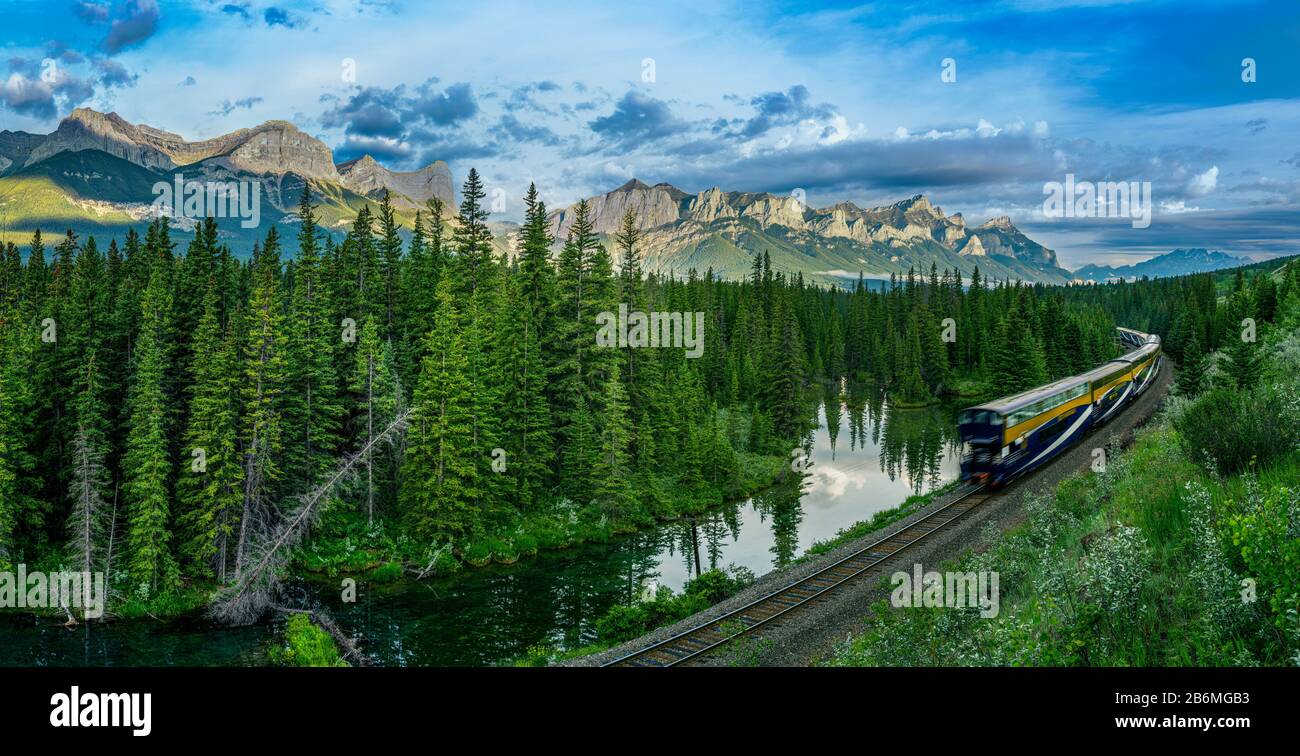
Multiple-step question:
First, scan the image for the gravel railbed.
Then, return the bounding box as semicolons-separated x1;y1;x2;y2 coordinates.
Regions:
569;364;1173;667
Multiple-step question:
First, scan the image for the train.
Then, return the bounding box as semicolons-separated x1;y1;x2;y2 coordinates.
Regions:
958;327;1162;487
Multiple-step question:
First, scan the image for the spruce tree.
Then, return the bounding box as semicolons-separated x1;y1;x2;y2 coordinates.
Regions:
284;187;341;494
177;282;243;580
67;356;111;580
235;231;288;581
351;316;398;523
123;261;175;594
402;278;479;540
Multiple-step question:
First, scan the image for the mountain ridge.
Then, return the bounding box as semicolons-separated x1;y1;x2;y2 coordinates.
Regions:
1072;248;1249;282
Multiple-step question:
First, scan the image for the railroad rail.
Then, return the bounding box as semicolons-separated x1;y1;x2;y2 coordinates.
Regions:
601;484;993;667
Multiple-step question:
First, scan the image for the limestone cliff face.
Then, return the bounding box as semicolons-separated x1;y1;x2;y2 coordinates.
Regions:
337;154;454;208
973;215;1057;266
550;179;688;239
958;234;986;256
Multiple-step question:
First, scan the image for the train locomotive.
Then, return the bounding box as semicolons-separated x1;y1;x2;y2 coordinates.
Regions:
958;327;1162;487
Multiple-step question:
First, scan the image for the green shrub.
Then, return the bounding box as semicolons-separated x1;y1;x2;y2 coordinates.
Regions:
1224;481;1300;632
368;561;404;583
684;566;755;603
595;604;652;643
1175;385;1297;475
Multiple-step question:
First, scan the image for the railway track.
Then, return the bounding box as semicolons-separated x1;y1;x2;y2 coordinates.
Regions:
601;484;993;667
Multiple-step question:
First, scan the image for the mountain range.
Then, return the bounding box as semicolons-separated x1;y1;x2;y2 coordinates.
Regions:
1071;248;1249;283
546;178;1071;285
0;107;1211;286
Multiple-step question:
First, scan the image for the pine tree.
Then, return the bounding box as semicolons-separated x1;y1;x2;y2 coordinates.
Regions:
399;198;447;383
402;278;479;540
376;190;403;338
0;318;41;566
498;276;554;510
176;283;244;580
284;187;342;495
351;316;398;523
1222;333;1261;390
593;364;633;520
765;294;806;438
1175;327;1206;398
67;356;111;580
123;261;175;594
235;231;288;582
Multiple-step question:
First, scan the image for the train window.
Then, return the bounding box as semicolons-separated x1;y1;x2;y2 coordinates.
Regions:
1006;383;1086;428
959;409;1000;425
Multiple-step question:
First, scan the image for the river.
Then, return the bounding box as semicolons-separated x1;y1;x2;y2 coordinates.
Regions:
0;385;961;666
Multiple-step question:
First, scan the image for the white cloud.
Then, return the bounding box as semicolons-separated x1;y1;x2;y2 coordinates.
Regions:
1187;165;1218;197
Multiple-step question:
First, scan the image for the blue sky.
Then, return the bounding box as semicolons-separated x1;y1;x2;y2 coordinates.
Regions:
2;0;1298;268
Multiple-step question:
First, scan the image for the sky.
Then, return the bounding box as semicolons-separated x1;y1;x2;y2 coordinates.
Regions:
1;0;1298;269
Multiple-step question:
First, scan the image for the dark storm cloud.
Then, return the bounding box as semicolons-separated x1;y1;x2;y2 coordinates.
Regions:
409;132;502;164
588;89;689;150
716;84;838;140
0;55;97;120
408;82;478;126
103;0;161;54
489;115;561;146
321;81;496;168
663;130;1055;198
320;86;406;138
94;58;138;88
1024;206;1300;260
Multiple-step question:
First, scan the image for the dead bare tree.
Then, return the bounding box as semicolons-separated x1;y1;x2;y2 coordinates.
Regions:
210;409;410;625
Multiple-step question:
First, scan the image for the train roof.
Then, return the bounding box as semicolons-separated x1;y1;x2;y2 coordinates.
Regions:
966;373;1090;415
964;329;1161;417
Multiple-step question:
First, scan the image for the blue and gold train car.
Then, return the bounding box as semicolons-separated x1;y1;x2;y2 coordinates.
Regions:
958;329;1162;486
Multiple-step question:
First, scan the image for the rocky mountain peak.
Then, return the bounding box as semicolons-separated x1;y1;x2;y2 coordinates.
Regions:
614;178;652;192
336;154;454;208
979;215;1016;230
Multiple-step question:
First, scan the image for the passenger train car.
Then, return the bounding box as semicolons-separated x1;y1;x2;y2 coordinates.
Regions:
958;328;1162;487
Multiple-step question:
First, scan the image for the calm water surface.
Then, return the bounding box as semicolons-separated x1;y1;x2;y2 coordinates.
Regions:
0;385;960;666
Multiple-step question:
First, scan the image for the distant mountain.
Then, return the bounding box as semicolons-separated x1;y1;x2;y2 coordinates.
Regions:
1072;248;1249;282
336;154;454;209
0;108;456;253
547;179;1071;285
